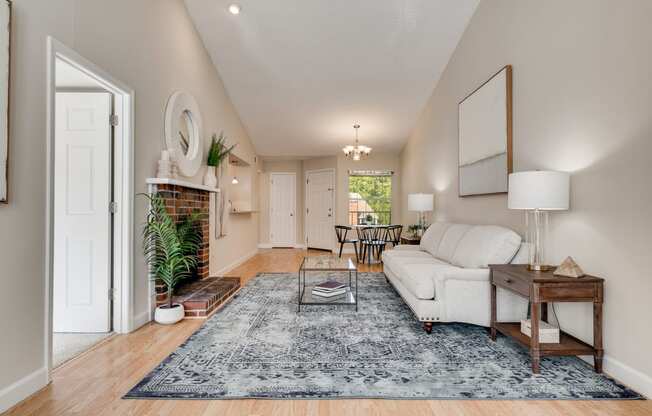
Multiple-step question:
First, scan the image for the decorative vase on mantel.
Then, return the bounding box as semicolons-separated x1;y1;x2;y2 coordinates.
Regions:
203;165;218;188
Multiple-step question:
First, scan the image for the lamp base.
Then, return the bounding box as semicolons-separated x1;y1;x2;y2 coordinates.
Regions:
527;264;554;272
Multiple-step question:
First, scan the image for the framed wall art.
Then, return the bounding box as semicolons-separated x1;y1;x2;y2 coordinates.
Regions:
458;65;512;197
0;0;10;203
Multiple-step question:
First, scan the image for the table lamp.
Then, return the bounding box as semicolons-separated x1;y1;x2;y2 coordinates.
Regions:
408;193;434;237
508;171;570;271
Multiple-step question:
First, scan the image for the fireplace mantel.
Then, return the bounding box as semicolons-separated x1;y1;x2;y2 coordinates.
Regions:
146;177;220;193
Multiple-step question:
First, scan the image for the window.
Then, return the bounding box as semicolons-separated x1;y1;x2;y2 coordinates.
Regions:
348;170;392;225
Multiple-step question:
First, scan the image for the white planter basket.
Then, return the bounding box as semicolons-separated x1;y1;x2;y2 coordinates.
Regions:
155;304;185;325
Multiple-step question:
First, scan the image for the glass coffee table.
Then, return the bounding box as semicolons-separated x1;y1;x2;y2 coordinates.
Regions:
298;255;358;312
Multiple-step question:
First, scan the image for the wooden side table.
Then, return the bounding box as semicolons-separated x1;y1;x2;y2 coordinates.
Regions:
489;264;604;374
400;236;421;245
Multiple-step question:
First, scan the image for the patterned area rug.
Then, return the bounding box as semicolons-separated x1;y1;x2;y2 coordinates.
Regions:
125;272;641;400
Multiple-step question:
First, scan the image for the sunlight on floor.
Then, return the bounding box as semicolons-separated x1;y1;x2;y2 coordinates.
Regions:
53;332;112;368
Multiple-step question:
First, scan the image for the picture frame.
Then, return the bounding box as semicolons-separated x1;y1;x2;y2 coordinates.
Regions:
458;65;512;197
0;0;11;203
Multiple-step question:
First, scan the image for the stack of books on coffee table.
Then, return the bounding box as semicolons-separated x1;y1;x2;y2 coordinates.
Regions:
311;281;348;301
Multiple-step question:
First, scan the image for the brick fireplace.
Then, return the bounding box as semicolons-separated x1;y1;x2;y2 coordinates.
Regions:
147;178;240;318
153;183;209;304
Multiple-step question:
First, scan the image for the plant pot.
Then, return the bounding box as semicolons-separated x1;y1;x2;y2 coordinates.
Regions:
154;303;185;325
203;166;218;187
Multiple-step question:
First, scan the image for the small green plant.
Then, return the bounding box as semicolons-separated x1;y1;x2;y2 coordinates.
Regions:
407;224;425;237
207;132;236;167
142;194;202;308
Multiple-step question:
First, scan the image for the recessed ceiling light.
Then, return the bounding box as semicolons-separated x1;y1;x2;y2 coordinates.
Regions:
228;4;241;15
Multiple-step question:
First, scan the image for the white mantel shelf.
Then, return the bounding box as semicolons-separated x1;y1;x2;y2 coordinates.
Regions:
146;178;220;193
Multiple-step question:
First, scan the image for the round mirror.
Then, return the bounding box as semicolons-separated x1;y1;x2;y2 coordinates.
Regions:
164;91;203;176
177;110;192;156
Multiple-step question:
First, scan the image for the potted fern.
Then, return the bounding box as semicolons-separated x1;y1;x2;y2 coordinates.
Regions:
142;194;202;324
203;132;236;187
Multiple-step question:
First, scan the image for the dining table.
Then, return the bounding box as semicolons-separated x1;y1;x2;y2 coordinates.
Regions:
351;224;393;264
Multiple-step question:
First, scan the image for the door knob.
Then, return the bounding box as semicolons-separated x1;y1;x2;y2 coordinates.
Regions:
290;213;294;216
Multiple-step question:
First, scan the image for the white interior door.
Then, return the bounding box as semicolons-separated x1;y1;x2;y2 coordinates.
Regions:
306;170;335;251
270;173;296;247
53;92;112;333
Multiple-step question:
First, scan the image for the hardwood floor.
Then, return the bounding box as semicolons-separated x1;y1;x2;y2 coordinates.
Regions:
6;249;650;416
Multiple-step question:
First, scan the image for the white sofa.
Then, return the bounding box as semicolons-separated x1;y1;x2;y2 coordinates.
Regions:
382;222;528;332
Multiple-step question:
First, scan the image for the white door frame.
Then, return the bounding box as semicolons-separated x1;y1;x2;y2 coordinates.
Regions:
304;168;336;251
269;172;296;246
45;37;135;377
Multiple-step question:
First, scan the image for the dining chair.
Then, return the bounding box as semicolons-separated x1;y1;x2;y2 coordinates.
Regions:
334;225;359;262
386;225;403;247
357;226;389;264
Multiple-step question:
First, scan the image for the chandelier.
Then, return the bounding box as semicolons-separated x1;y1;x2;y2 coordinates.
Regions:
342;124;371;161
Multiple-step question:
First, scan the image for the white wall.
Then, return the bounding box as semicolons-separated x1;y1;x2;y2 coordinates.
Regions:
0;2;75;409
0;0;257;411
258;154;401;249
302;153;401;230
400;0;652;396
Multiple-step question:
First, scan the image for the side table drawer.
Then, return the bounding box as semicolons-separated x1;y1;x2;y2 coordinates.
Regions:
538;283;599;302
492;270;529;296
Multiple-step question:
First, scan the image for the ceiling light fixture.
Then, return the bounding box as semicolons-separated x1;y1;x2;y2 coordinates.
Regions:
228;4;241;15
342;124;371;161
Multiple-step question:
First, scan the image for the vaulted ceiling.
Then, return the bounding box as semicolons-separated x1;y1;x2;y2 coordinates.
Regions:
185;0;479;157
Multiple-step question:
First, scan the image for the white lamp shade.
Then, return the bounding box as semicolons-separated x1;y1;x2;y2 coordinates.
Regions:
508;171;570;210
408;193;434;212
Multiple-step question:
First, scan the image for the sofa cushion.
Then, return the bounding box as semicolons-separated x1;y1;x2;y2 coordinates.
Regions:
381;248;432;264
450;225;522;268
384;254;444;277
392;244;423;251
390;255;448;269
397;264;438;300
435;224;472;263
419;222;450;257
387;257;452;300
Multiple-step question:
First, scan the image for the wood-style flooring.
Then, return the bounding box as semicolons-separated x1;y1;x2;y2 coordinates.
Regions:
5;249;650;415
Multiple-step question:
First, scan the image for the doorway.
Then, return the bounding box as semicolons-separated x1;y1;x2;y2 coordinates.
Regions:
305;169;335;251
46;38;135;373
52;60;115;367
269;172;296;247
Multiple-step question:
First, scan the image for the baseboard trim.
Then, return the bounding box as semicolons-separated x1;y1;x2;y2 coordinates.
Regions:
132;309;151;331
214;249;259;276
258;243;306;249
580;354;651;398
0;367;49;413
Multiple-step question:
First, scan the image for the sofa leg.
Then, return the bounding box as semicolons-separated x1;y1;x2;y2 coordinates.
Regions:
423;322;433;334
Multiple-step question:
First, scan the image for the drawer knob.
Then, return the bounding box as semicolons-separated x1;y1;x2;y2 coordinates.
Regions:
505;278;512;283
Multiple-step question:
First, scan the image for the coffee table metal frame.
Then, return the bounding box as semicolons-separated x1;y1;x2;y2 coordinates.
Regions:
297;256;358;312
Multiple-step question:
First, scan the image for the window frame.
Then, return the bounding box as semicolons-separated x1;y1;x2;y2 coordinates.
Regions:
347;170;393;226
